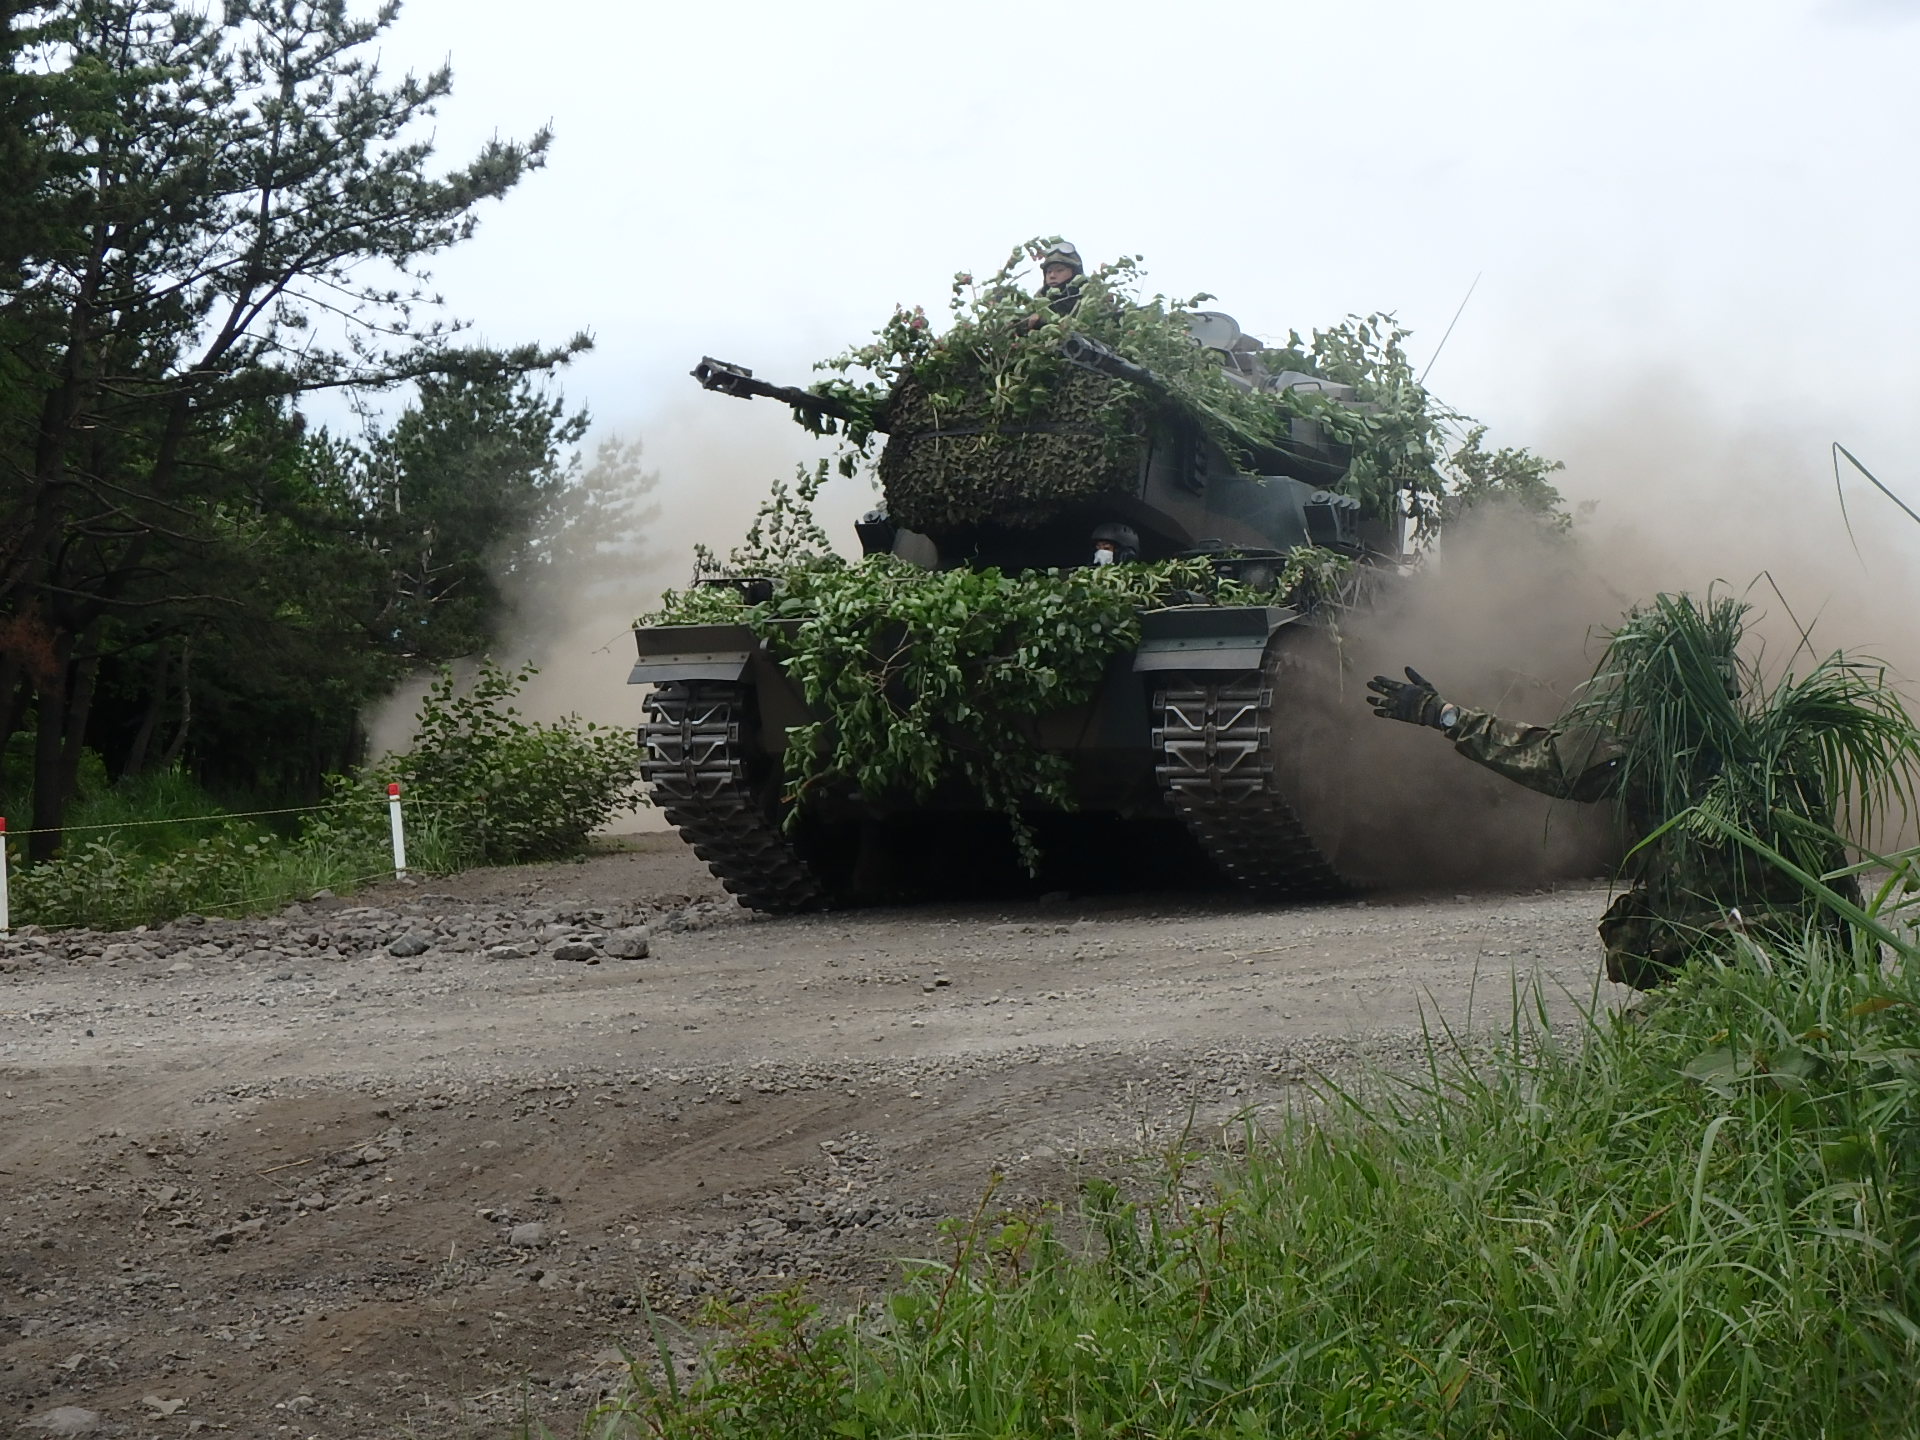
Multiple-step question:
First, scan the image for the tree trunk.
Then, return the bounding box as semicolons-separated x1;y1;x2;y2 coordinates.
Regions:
57;643;100;808
0;663;25;782
158;636;192;769
122;644;170;778
29;663;66;862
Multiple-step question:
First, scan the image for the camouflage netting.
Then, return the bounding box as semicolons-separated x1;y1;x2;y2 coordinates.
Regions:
878;367;1149;533
804;244;1568;538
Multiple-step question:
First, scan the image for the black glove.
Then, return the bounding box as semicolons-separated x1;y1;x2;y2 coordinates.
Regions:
1366;667;1456;729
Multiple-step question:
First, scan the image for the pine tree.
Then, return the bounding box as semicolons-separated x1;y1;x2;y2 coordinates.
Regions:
0;0;586;855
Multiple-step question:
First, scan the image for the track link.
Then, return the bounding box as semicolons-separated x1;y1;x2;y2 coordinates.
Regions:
1153;650;1348;900
638;681;825;912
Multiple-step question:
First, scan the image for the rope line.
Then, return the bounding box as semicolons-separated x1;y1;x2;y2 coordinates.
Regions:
0;796;459;838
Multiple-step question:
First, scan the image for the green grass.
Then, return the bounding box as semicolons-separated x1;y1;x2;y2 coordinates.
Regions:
5;657;643;930
582;945;1920;1440
6;767;465;929
58;766;293;855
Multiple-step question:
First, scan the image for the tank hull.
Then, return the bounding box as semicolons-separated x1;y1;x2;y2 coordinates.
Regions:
631;607;1349;910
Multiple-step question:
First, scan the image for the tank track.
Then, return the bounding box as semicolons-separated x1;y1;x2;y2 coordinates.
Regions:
1153;652;1348;900
638;680;825;912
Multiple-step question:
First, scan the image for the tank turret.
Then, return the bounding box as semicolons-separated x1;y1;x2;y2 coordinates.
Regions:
693;313;1395;577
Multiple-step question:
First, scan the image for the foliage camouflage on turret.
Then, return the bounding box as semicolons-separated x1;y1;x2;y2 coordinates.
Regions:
877;367;1146;532
797;240;1551;531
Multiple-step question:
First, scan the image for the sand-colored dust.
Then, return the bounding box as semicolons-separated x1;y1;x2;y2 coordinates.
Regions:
367;374;1920;871
1319;375;1920;885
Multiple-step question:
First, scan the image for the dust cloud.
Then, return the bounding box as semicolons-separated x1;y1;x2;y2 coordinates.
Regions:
366;367;1920;873
362;397;857;830
1315;373;1920;887
1299;506;1624;890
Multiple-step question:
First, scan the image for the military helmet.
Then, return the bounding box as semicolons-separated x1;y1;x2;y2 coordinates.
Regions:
1090;521;1139;564
1038;240;1083;276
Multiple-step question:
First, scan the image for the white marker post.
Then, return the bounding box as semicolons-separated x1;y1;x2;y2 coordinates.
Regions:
387;783;408;880
0;817;9;933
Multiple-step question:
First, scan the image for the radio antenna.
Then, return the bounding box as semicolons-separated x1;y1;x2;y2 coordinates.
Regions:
1418;271;1482;387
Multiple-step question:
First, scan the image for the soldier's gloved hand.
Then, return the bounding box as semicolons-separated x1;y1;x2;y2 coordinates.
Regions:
1366;667;1459;730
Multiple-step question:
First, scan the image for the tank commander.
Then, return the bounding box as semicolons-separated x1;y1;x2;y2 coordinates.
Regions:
1017;240;1087;332
1364;663;1855;990
1037;240;1085;311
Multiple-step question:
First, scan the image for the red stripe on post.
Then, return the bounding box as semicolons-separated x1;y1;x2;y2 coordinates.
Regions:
387;783;401;797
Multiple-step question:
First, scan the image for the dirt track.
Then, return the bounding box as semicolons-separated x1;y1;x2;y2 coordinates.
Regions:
1;835;1625;1437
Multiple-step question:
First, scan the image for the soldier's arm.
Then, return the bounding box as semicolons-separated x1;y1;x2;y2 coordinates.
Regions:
1446;709;1625;803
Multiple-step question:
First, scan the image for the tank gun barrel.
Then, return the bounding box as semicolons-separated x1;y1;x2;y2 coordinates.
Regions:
691;356;872;429
1057;332;1168;396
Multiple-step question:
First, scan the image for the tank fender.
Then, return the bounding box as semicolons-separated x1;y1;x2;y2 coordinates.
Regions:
1132;604;1301;672
628;622;759;684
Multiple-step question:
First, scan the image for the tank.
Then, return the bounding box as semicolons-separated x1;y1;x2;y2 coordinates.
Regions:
630;312;1397;909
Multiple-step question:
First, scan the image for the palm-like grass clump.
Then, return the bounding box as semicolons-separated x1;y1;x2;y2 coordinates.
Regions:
1567;591;1920;925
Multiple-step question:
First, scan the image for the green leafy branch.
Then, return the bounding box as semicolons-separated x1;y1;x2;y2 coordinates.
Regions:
645;547;1350;870
795;240;1558;528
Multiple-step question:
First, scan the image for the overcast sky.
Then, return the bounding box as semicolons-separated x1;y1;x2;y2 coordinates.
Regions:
361;0;1920;579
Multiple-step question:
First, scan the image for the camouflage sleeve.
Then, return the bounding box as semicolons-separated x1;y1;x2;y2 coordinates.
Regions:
1446;708;1625;804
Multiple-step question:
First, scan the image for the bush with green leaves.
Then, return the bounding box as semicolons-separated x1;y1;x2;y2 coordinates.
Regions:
3;664;639;929
650;547;1348;868
345;659;643;866
5;766;398;929
10;829;288;931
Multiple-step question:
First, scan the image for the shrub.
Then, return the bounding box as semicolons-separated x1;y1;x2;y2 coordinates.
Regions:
351;659;642;866
10;830;282;930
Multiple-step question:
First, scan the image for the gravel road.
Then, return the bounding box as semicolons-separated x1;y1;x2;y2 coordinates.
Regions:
1;834;1626;1437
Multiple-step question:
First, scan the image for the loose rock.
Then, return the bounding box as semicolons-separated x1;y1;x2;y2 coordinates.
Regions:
603;926;651;959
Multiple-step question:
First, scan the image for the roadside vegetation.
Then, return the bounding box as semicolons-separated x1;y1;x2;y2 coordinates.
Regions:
0;4;659;928
7;662;640;930
0;3;658;869
578;919;1920;1440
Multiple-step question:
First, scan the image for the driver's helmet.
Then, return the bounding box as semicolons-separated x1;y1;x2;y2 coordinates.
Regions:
1090;521;1140;565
